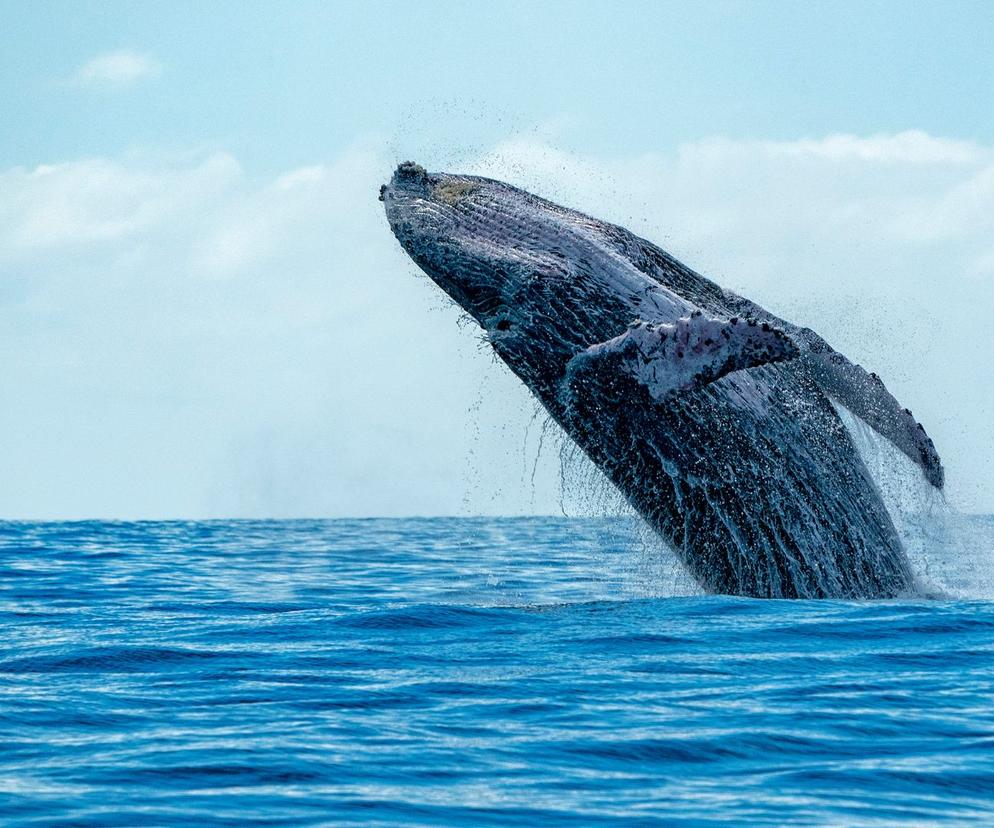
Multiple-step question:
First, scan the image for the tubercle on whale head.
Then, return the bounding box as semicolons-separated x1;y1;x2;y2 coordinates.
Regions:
380;161;638;396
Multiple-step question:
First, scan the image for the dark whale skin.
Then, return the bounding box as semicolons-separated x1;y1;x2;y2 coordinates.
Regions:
381;162;942;599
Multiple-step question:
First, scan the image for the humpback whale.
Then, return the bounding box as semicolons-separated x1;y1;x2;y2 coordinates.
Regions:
381;161;943;599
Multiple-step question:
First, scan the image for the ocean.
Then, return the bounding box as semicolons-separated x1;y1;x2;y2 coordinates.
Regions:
2;515;994;826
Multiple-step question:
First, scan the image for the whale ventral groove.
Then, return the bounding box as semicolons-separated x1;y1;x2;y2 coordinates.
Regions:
381;161;943;599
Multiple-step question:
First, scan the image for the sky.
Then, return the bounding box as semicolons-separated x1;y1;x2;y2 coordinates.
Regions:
2;0;993;519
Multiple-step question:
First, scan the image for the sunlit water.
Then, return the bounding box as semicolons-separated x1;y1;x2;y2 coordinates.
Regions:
2;516;994;825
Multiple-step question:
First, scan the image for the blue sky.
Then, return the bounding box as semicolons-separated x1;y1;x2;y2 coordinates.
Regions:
2;1;993;518
4;1;994;169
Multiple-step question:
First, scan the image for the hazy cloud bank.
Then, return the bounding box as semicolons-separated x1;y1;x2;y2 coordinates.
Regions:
2;130;992;517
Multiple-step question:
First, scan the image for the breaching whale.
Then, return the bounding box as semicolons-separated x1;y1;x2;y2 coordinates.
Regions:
381;161;943;599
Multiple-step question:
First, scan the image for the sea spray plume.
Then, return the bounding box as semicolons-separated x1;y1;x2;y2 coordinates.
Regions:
381;162;944;598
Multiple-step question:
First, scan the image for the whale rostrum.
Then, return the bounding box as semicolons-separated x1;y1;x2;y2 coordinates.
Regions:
382;161;943;599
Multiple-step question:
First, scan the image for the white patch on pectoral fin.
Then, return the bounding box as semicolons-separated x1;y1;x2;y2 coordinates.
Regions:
564;313;800;404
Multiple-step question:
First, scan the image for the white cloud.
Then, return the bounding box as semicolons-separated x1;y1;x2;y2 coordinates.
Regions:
471;132;994;300
0;153;240;250
0;141;560;519
69;50;161;89
1;131;993;517
472;133;994;512
750;131;981;164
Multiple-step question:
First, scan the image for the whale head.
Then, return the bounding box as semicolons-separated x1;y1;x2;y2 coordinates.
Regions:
381;161;678;398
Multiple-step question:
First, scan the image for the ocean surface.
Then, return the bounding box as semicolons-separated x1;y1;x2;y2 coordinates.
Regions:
2;515;994;826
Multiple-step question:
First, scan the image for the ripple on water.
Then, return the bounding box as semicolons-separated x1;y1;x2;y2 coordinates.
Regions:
1;516;993;825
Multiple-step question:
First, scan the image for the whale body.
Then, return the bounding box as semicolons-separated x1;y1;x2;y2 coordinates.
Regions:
381;162;943;599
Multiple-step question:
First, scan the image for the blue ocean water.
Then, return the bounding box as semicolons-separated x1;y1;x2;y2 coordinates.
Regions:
2;516;994;826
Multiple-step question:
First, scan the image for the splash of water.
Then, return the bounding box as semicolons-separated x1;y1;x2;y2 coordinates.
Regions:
835;402;990;598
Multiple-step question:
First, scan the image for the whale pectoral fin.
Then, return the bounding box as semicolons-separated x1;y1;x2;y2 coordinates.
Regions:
802;347;944;489
562;314;800;404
